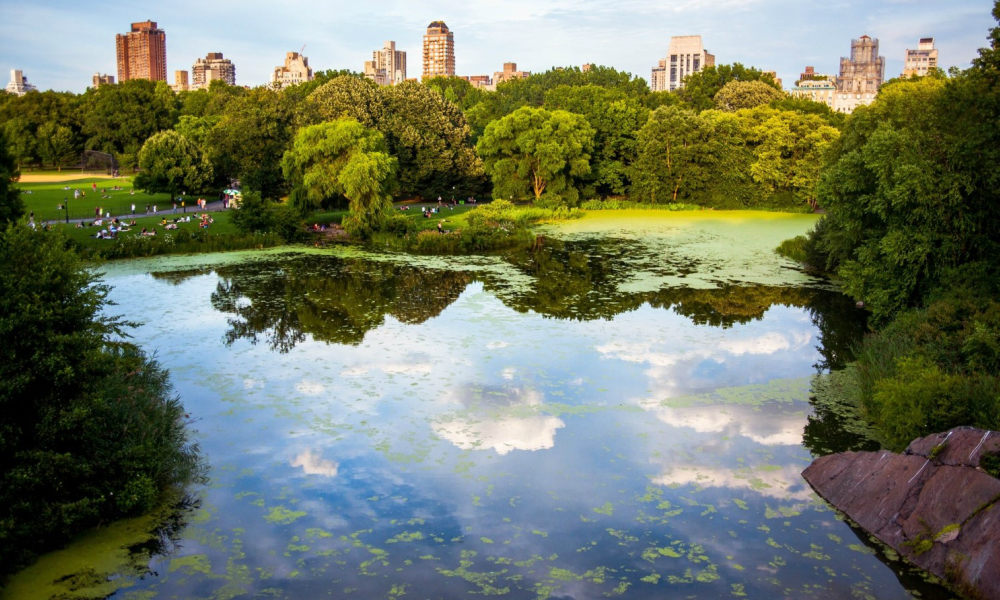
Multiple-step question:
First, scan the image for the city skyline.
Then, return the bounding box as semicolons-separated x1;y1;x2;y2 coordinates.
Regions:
0;0;994;93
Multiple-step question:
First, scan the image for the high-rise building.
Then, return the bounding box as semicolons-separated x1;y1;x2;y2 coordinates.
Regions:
422;21;455;80
271;51;312;89
833;35;885;113
494;62;530;85
903;38;938;78
115;20;167;83
172;70;189;92
192;52;236;89
650;36;715;92
364;41;406;86
5;70;37;96
92;73;115;88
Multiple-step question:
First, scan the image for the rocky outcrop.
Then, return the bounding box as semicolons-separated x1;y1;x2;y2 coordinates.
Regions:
803;427;1000;600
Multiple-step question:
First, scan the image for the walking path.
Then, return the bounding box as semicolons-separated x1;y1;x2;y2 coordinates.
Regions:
58;200;227;225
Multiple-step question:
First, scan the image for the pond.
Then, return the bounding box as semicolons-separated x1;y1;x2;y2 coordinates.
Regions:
3;212;956;599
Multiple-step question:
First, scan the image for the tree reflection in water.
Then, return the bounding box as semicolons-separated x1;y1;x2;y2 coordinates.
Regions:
172;239;866;370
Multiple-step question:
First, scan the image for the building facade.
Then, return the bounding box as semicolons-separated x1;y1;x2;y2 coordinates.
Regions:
903;38;938;78
494;62;530;85
92;73;115;88
5;70;37;96
650;36;715;92
762;70;783;89
460;75;494;91
192;52;236;89
834;35;885;113
115;20;167;82
791;79;837;110
271;51;312;89
422;21;455;80
797;66;836;85
172;70;189;92
364;41;406;86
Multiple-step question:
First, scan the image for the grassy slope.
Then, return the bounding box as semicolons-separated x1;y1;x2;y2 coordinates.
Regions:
19;176;177;222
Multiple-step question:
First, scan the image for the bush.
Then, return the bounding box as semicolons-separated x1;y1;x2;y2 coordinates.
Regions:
580;199;700;211
775;236;809;265
0;223;206;574
231;191;303;242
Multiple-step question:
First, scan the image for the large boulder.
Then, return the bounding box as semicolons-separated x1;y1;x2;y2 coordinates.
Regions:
803;427;1000;599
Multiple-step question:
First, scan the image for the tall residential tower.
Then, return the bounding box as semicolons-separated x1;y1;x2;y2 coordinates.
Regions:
115;20;167;82
364;41;406;86
192;52;236;89
422;21;455;80
903;38;938;78
650;36;715;92
271;51;312;89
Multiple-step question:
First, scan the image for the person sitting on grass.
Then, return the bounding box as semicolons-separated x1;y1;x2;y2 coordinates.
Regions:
438;220;445;234
161;218;167;226
165;223;178;230
129;219;137;226
75;222;83;229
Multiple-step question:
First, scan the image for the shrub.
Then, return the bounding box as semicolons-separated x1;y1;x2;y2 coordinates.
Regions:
0;223;206;574
775;236;809;265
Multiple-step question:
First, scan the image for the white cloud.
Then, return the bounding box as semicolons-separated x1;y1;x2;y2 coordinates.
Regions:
291;449;339;477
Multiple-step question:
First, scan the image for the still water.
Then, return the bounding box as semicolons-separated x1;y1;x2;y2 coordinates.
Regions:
6;213;956;599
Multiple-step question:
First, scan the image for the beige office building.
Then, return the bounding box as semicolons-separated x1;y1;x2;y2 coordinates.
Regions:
460;75;494;91
271;51;313;89
364;41;406;86
651;36;715;92
92;73;115;88
903;38;938;77
192;53;236;89
833;35;885;113
422;21;455;80
494;62;530;85
116;20;167;82
172;70;189;92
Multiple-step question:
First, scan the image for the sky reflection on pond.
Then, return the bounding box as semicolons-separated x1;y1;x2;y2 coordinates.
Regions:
4;215;957;600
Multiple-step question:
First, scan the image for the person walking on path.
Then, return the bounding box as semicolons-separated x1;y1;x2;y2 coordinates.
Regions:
153;205;157;214
173;201;177;214
131;203;136;215
145;204;150;215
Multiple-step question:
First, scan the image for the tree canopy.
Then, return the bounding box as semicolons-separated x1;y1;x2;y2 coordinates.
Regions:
477;106;594;206
134;130;213;198
0;130;24;224
282;119;397;237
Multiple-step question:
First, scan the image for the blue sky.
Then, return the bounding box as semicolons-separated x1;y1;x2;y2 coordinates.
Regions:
1;0;995;93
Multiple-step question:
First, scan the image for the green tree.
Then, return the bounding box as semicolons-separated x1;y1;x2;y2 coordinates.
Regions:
308;78;484;198
36;122;77;170
714;80;786;112
677;64;780;111
424;75;485;110
134;131;213;198
629;106;718;203
1;117;36;169
281;119;397;237
207;88;296;199
742;107;839;208
0;224;205;573
82;79;177;170
544;85;648;196
477;106;595;206
0;130;24;224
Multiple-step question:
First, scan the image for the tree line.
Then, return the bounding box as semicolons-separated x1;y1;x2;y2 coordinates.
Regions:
0;62;844;213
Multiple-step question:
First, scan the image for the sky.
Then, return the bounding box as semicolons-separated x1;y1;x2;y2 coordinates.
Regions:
1;0;995;93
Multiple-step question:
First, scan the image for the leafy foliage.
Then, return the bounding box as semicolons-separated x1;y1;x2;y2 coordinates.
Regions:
134;131;213;198
281;119;397;238
714;80;786;112
0;224;205;573
477;107;594;207
0;130;24;224
82;79;177;170
207;88;297;200
677;63;781;111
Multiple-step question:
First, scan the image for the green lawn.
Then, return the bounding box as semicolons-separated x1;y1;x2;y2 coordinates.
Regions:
53;210;239;250
307;203;481;232
19;177;176;222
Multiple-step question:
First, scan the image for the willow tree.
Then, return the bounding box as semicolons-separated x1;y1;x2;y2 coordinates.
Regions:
476;106;594;207
281;119;397;238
